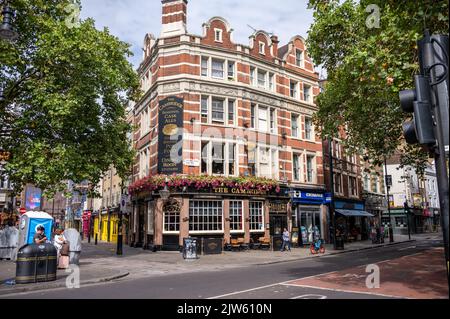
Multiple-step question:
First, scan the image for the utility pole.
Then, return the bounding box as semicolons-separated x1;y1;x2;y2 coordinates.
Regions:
399;30;449;292
328;137;341;250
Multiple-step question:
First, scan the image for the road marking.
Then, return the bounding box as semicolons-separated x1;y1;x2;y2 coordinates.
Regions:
291;294;327;299
207;281;291;299
398;246;416;251
281;283;407;299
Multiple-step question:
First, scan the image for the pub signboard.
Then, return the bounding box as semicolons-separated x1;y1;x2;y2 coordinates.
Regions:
158;96;184;174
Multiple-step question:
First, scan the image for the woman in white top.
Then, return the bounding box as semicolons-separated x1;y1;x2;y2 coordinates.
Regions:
53;228;66;262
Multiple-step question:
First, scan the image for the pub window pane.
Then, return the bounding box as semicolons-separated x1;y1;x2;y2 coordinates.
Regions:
228;61;235;79
293;154;300;181
305;117;312;140
164;211;180;232
212;98;224;122
250;104;256;128
189;200;223;232
258;106;268;132
212;59;224;78
249;201;264;231
229;201;243;231
201;96;208;121
201;57;208;77
257;70;266;88
212;142;225;175
201;141;208;174
228;143;236;176
291;114;299;137
228;100;235;123
306;155;314;183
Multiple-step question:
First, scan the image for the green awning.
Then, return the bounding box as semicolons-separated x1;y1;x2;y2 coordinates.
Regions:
336;209;374;217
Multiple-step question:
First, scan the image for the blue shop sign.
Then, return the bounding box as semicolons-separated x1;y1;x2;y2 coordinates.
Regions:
292;191;325;204
334;200;365;210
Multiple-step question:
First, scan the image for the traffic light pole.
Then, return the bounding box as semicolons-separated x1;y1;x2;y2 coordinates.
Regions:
422;31;449;291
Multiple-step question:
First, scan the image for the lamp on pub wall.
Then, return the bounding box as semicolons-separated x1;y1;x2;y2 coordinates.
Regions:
0;1;18;41
159;177;170;202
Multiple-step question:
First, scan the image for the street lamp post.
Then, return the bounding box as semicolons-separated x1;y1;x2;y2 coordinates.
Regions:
384;158;394;243
0;1;18;41
404;201;412;241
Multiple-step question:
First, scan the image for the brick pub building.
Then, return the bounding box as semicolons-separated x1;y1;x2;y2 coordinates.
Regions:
129;0;325;251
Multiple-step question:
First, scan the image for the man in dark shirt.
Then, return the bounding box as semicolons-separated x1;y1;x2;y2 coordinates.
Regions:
33;226;47;244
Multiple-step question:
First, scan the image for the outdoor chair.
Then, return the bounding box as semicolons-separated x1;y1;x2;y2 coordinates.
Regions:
230;238;241;251
238;237;250;251
259;237;271;250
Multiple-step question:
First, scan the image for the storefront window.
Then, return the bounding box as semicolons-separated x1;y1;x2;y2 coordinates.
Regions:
229;201;243;232
189;200;223;232
249;201;264;231
299;208;321;243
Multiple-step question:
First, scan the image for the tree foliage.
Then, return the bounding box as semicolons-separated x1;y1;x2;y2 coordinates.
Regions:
307;0;448;174
0;0;140;196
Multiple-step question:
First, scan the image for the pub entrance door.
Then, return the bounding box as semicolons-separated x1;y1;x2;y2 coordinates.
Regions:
269;215;288;236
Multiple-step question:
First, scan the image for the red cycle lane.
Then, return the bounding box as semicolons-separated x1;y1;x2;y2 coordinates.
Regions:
285;248;448;299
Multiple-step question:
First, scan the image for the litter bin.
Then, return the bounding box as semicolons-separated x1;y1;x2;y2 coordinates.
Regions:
16;243;57;284
272;235;283;251
335;236;345;250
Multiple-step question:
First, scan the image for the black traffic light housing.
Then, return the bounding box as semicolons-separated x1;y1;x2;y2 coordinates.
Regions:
399;75;436;147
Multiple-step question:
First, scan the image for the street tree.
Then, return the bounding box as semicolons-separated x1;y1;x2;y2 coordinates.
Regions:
307;0;448;175
0;0;140;196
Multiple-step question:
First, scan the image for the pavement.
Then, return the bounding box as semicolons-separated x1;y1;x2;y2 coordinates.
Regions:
0;232;442;297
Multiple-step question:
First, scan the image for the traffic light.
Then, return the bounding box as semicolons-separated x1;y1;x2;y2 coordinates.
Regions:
399;75;436;146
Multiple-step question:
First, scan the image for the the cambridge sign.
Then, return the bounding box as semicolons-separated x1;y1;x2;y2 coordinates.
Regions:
158;96;184;174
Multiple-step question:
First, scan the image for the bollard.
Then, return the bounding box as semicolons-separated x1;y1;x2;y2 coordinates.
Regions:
95;233;98;245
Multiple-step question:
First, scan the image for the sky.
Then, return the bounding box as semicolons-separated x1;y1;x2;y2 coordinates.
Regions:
80;0;317;70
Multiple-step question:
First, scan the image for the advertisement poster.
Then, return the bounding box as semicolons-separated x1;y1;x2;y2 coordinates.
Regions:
158;96;184;174
300;226;308;244
291;227;299;246
25;186;42;211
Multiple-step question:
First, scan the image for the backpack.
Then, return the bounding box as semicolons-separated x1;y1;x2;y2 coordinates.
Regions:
60;241;70;256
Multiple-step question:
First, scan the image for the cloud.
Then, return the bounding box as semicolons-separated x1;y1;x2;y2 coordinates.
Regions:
80;0;315;69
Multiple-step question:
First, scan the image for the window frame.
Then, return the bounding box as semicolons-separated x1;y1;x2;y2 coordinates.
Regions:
291;114;299;138
295;49;304;67
290;80;298;99
211;58;225;79
249;201;264;232
229;200;244;233
293;153;301;182
214;28;223;42
189;200;224;233
259;42;266;55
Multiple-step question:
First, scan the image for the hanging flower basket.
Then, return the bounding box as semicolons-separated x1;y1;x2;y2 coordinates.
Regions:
129;174;281;196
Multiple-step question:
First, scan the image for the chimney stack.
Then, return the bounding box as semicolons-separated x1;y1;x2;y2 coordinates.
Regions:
161;0;188;38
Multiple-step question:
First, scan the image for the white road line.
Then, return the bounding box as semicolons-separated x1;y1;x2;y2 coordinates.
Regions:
281;283;409;299
207;281;291;299
398;246;417;251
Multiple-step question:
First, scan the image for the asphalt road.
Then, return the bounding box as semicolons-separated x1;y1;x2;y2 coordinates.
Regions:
1;238;445;299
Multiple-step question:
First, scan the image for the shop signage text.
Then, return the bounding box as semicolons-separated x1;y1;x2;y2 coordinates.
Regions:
213;187;267;196
158;96;184;174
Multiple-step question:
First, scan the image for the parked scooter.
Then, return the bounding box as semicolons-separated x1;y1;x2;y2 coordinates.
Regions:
310;238;326;254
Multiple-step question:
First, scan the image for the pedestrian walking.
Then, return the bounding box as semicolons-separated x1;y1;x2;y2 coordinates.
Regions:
280;228;291;252
53;228;69;269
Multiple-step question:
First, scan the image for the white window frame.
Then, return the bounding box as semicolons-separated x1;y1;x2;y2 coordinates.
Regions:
250;67;256;86
303;84;312;103
201;56;209;77
227;61;235;80
229;200;244;233
291;113;299;138
214;28;223;42
269;73;274;91
201;95;236;126
293;153;302;182
211;58;225;79
257;69;267;88
335;172;344;195
201;141;237;177
163;209;180;234
269;108;277;134
290;80;298;99
296;49;304;67
189;200;224;234
259;42;265;54
349;175;359;197
249;201;265;232
305;154;316;184
211;97;225;123
304;116;314;140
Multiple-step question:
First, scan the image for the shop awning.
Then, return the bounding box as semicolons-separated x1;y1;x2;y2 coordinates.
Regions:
335;209;374;217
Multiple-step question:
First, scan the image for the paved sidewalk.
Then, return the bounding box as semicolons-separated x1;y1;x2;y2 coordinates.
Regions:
0;232;440;296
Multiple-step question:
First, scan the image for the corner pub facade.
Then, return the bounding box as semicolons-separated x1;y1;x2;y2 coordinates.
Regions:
128;0;326;251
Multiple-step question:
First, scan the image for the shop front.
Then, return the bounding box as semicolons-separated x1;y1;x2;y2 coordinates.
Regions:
334;200;373;242
129;176;288;252
291;190;327;245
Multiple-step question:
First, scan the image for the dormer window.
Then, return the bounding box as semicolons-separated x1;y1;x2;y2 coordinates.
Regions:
214;29;223;42
259;42;265;54
296;49;304;67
